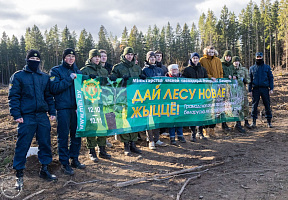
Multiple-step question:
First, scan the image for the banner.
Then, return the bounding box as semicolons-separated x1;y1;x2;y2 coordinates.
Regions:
75;75;244;137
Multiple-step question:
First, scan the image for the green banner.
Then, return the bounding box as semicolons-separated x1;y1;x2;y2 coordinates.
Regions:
75;75;244;137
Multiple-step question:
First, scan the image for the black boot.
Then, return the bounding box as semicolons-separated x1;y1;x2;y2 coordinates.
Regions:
89;148;99;163
170;137;176;145
71;158;86;169
267;119;273;128
124;142;131;156
62;164;74;175
130;141;142;154
251;118;257;128
99;146;111;159
137;133;143;141
198;126;208;140
15;169;24;190
190;126;197;142
39;164;57;181
235;121;246;133
244;120;251;129
222;122;231;132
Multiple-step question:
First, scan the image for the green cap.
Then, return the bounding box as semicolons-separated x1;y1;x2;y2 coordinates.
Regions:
89;49;101;59
232;56;240;63
123;47;134;55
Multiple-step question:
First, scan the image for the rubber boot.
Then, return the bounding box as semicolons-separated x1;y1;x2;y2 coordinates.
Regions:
15;169;24;190
222;122;231;132
130;141;142;154
244;120;251;129
39;164;57;181
267;119;273;128
99;146;111;159
251;118;257;128
124;142;131;156
235;121;246;133
89;148;99;163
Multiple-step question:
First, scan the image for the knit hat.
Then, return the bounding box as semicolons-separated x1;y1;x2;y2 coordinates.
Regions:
123;47;134;55
63;48;76;60
190;52;200;59
146;51;156;61
168;64;179;71
255;52;263;58
26;49;41;60
232;56;241;63
223;50;232;57
89;49;101;59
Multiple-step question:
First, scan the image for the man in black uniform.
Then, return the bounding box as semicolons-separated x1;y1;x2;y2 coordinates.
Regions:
249;52;274;128
9;50;57;189
50;48;86;175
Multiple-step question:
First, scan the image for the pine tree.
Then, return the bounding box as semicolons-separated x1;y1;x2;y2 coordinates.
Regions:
278;0;288;69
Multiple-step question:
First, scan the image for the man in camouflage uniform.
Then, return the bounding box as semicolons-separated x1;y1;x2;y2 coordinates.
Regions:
232;56;251;131
111;47;146;156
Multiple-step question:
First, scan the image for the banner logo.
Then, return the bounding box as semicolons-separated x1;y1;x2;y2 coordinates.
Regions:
81;79;102;103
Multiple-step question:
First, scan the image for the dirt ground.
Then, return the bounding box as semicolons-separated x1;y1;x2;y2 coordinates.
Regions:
1;69;288;200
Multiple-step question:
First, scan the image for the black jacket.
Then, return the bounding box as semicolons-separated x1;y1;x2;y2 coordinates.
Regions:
182;63;208;79
248;61;274;92
8;65;56;120
104;62;113;74
142;63;164;77
49;61;82;110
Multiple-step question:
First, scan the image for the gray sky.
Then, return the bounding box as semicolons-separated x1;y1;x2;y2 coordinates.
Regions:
0;0;262;41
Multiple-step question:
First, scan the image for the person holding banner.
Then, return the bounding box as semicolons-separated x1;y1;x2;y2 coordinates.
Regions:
8;50;58;189
165;64;186;145
155;50;169;136
50;48;86;175
143;51;167;150
182;52;208;142
232;56;250;132
111;47;144;156
199;46;223;137
80;49;111;162
248;52;274;128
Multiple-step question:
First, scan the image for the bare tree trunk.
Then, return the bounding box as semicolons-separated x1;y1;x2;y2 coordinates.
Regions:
275;31;278;70
269;27;272;68
264;32;266;64
286;32;288;71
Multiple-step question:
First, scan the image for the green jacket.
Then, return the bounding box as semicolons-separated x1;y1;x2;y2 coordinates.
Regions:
221;58;235;78
234;64;250;84
111;55;142;78
80;59;108;77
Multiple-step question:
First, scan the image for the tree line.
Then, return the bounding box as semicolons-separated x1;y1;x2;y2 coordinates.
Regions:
0;0;287;85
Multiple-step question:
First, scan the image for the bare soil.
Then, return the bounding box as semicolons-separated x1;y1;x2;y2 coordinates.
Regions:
1;69;288;200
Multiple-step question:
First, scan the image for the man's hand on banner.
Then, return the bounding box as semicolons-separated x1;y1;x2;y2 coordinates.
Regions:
139;74;146;80
89;74;97;79
122;75;130;81
109;75;117;81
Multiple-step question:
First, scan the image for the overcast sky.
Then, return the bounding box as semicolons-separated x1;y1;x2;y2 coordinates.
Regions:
0;0;263;41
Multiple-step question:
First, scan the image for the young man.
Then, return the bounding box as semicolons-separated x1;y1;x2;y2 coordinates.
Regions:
50;48;85;175
9;50;57;190
249;52;274;128
232;56;250;132
99;49;113;74
199;46;223;137
154;50;169;136
143;51;167;149
111;47;145;155
80;49;111;162
220;50;236;132
182;52;208;142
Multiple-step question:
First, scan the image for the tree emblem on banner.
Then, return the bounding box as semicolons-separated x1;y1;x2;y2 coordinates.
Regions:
81;79;102;103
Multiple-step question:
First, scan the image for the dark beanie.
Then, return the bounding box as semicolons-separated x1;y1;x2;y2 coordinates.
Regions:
63;48;76;60
26;49;41;60
123;47;134;55
255;52;263;57
146;51;156;61
89;49;101;59
190;52;200;59
223;50;232;57
232;56;241;63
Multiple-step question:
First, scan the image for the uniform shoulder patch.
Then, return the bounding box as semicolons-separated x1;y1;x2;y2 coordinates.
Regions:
9;84;13;89
50;76;55;81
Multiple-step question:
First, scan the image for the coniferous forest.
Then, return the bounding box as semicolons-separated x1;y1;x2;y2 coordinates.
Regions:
0;0;287;84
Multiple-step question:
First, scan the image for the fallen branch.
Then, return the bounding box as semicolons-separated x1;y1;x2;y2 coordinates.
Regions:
22;189;45;200
176;174;201;200
63;179;99;187
114;162;224;187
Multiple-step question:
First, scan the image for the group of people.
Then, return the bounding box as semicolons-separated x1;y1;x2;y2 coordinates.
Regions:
8;45;274;190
